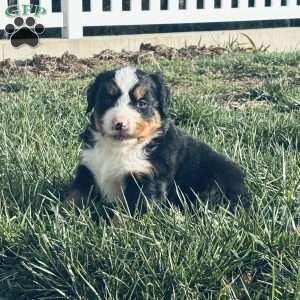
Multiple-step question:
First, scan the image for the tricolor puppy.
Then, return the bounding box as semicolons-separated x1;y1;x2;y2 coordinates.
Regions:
67;66;248;214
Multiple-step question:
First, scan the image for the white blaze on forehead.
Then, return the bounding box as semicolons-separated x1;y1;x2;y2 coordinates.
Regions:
115;66;138;93
114;66;138;105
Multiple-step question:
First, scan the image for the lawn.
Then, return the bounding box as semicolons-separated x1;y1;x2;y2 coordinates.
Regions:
0;50;300;299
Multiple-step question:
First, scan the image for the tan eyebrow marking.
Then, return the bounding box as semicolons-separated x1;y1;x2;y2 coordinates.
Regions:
133;85;146;100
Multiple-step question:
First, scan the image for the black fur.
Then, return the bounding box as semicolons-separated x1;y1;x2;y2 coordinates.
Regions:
68;68;248;213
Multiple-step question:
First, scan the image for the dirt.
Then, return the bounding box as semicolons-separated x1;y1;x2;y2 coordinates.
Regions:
0;43;231;78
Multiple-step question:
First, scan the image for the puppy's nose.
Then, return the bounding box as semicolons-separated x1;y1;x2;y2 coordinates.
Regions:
112;118;129;131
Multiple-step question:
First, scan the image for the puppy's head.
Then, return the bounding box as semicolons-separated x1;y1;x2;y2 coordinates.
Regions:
86;66;169;142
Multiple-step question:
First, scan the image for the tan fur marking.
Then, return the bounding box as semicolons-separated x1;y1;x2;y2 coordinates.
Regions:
133;85;146;100
135;110;161;142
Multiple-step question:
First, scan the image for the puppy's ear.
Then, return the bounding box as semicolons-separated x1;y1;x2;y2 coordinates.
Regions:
150;73;170;117
86;79;98;114
86;70;113;114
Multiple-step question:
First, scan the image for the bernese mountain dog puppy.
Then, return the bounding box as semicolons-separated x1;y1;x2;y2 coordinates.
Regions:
66;66;248;214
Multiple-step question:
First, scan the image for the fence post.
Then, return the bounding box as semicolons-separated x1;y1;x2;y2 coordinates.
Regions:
61;0;83;39
239;0;248;9
205;0;215;9
151;0;160;11
291;0;298;7
186;0;196;10
111;0;122;12
272;0;282;7
92;0;101;11
0;1;6;30
169;0;178;11
18;0;30;13
132;0;141;12
255;0;265;8
222;0;232;9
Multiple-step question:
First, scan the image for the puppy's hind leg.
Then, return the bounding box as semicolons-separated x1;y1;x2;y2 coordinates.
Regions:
213;158;249;210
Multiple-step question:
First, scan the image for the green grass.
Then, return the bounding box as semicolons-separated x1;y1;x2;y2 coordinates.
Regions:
0;51;300;299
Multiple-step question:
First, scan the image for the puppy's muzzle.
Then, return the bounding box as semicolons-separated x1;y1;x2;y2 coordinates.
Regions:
113;117;129;132
111;115;131;139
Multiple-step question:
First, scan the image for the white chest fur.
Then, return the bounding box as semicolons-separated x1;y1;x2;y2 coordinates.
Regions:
81;134;153;203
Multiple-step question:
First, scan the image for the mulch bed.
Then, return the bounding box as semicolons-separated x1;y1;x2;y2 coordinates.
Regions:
0;43;232;77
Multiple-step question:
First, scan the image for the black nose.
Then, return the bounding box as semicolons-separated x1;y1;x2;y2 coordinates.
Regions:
112;118;129;131
115;122;126;131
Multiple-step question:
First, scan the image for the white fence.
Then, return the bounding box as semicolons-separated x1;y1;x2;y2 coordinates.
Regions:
0;0;300;39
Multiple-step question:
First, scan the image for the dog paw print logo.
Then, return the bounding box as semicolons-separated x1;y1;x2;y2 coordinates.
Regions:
5;16;45;47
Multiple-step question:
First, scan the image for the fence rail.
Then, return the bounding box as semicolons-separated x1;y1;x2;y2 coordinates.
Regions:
0;0;299;39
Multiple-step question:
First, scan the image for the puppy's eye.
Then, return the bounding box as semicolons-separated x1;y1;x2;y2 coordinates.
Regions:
136;100;148;109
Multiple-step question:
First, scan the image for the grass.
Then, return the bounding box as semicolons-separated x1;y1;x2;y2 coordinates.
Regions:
0;51;300;299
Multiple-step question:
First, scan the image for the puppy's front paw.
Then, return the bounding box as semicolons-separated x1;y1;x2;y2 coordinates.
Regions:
111;213;129;227
64;189;83;208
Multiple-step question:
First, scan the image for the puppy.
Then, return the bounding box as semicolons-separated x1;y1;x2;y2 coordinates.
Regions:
67;66;248;214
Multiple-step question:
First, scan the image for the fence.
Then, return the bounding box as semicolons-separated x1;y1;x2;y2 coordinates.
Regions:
0;0;299;39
